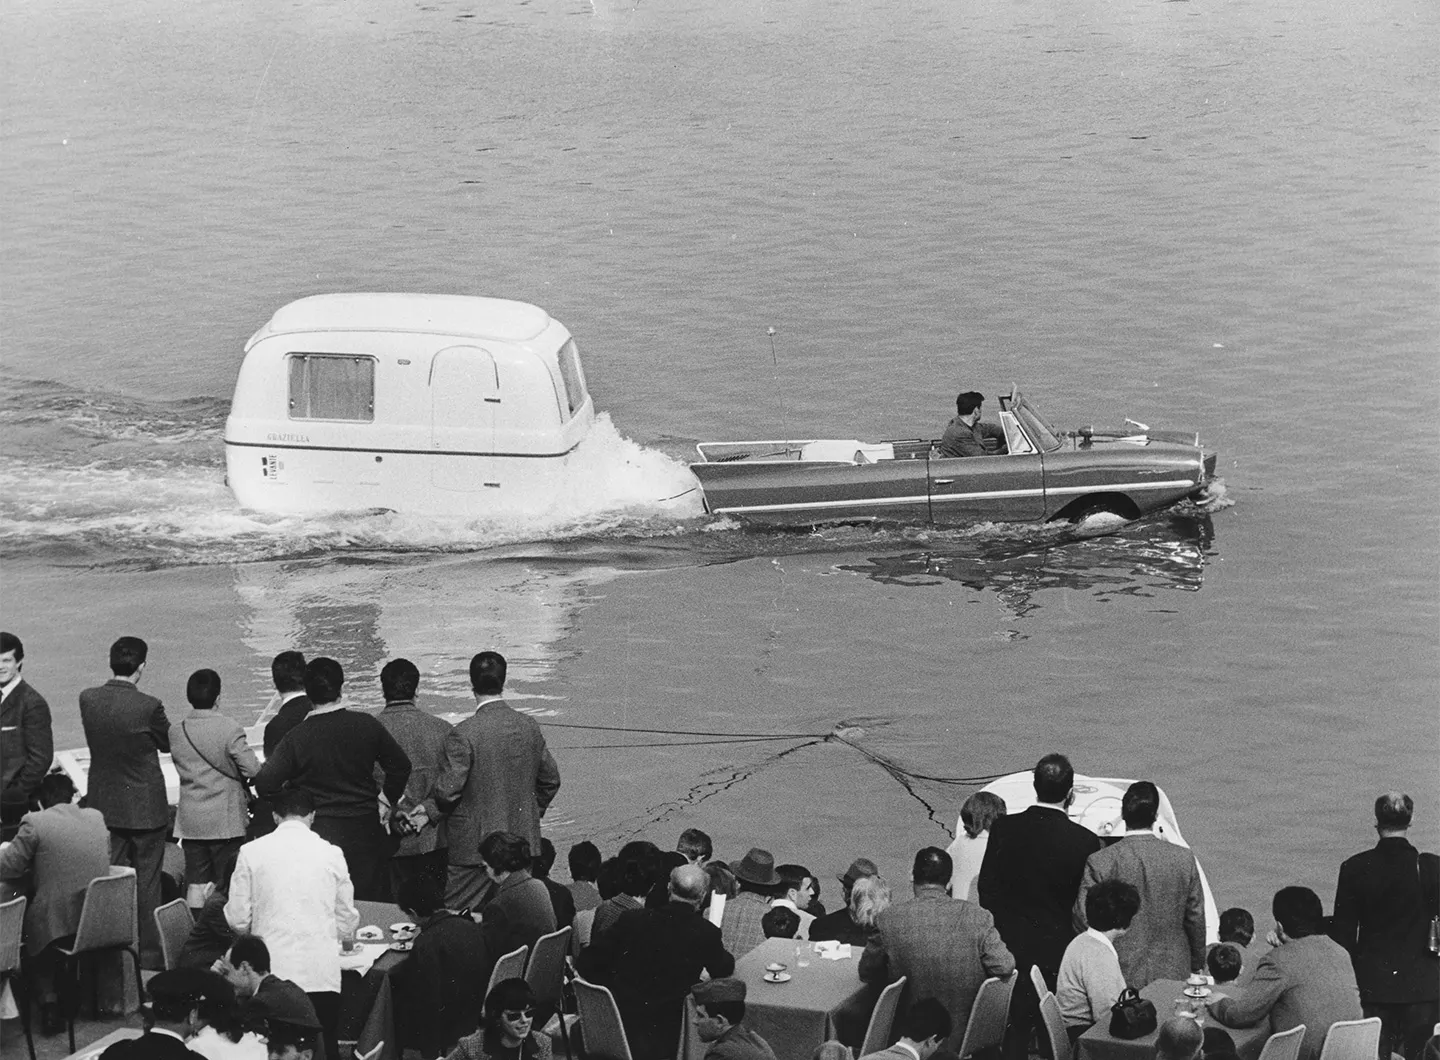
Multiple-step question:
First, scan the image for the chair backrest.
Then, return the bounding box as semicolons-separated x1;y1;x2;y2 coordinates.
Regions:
859;976;907;1056
0;895;26;974
73;872;138;953
524;926;573;1006
354;1041;383;1060
573;977;633;1060
487;944;531;1000
572;908;596;955
958;974;1016;1060
1256;1024;1307;1060
1038;989;1072;1060
1028;963;1048;1001
1316;1018;1381;1060
153;898;195;971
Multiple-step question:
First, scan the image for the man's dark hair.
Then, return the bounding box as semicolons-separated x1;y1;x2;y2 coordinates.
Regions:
1033;753;1075;804
533;837;558;878
700;997;747;1027
1272;886;1324;938
0;632;23;661
1207;943;1243;984
109;636;148;677
266;1021;318;1050
271;651;307;694
616;840;665;899
1086;879;1141;931
380;658;420;702
228;934;271;974
187;668;222;710
677;828;713;862
1374;792;1414;830
38;772;76;807
396;875;445;919
762;906;801;939
469;651;507;696
912;846;953;887
479;831;532;874
1218;907;1254;946
569;841;601;882
777;864;812;892
303;657;344;706
955;391;984;416
271;787;315;819
597;857;622;901
899;997;952;1043
1122;781;1161;830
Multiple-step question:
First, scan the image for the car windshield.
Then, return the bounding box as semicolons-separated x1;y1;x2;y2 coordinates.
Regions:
1013;396;1062;452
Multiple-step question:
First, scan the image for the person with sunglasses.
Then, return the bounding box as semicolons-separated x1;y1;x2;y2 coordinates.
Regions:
445;978;552;1060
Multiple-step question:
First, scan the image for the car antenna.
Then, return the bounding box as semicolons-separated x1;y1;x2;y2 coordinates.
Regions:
766;325;778;366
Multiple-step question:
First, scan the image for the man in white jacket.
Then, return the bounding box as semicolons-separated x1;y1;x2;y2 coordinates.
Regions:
225;786;358;1060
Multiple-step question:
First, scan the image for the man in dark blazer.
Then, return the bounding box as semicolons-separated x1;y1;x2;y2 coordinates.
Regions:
977;753;1102;1060
1331;792;1440;1060
433;651;560;910
860;846;1015;1054
0;631;53;840
79;634;171;968
214;933;320;1038
1211;886;1361;1060
249;650;311;840
577;864;736;1060
1074;780;1207;987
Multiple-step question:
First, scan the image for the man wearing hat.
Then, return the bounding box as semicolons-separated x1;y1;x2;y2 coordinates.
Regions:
100;969;233;1057
811;857;879;944
692;978;777;1060
722;848;784;958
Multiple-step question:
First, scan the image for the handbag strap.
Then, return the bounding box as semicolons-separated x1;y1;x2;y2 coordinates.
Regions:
181;719;245;785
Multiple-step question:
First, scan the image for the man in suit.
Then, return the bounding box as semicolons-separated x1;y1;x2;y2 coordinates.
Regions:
1210;886;1362;1060
691;978;777;1060
577;864;736;1060
977;753;1101;1060
0;631;53;841
858;996;953;1060
1073;780;1207;987
373;658;453;897
79;634;171;968
261;651;312;756
0;771;111;1032
433;651;560;910
1331;792;1440;1060
171;668;262;906
213;933;320;1038
100;969;233;1058
860;846;1015;1054
533;837;577;929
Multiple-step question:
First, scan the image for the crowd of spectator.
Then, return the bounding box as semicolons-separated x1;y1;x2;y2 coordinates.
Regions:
0;631;1437;1060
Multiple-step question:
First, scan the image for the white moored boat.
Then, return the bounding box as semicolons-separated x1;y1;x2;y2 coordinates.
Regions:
225;294;596;515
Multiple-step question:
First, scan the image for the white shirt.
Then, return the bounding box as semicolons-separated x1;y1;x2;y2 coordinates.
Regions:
189;1027;268;1060
945;829;990;902
769;897;816;940
225;819;359;993
1;675;20;700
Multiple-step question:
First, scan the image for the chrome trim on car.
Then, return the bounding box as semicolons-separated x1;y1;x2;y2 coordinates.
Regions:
1040;478;1198;498
712;478;1198;515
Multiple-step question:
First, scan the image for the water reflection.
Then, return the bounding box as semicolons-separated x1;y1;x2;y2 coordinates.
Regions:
841;513;1216;619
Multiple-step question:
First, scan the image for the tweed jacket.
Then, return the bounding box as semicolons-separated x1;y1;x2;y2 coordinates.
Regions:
1;678;53;808
1074;832;1207;986
374;699;454;857
78;677;171;830
1331;836;1440;1004
171;709;262;841
859;886;1017;1054
0;802;112;953
1210;934;1362;1060
719;890;772;959
977;804;1102;973
433;698;560;864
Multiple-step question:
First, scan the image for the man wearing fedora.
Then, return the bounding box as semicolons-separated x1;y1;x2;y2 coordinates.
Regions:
723;848;786;958
692;977;777;1060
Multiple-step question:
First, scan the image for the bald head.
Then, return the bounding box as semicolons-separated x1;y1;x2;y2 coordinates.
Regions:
670;864;710;905
1155;1018;1204;1060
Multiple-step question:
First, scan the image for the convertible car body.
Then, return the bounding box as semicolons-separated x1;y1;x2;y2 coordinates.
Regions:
690;388;1218;526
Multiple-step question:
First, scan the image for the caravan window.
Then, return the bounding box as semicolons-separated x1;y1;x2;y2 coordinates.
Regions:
557;339;588;418
287;354;375;421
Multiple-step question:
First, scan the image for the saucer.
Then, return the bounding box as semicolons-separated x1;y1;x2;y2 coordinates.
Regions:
1183;986;1212;999
763;972;792;984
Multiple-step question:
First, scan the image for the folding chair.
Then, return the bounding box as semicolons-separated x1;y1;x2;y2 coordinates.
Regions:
572;976;633;1060
859;976;907;1056
55;871;141;1053
1037;988;1072;1060
525;926;574;1058
1028;963;1048;1001
0;896;35;1060
1316;1018;1381;1060
486;944;530;1001
153;898;194;971
957;973;1016;1060
354;1042;384;1060
1256;1024;1307;1060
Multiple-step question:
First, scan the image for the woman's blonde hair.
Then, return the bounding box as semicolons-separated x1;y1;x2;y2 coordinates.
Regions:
849;874;892;929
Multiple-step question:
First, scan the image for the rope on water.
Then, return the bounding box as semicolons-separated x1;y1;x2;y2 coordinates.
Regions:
541;720;820;739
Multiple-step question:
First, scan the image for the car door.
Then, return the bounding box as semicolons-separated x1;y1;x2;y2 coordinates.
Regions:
430;345;498;492
926;450;1047;524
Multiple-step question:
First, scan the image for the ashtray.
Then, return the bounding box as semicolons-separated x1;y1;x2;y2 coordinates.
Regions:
763;972;792;984
764;962;787;973
355;926;384;942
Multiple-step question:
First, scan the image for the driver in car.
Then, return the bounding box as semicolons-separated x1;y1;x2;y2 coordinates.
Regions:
937;391;1008;457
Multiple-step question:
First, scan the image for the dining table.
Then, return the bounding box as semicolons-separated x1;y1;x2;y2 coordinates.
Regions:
338;899;415;1060
679;937;879;1060
1076;979;1272;1060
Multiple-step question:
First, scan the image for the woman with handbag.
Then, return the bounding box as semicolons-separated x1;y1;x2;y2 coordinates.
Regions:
1056;878;1144;1041
171;669;262;908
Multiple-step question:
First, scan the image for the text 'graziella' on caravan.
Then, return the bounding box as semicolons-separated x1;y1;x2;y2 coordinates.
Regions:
224;294;595;515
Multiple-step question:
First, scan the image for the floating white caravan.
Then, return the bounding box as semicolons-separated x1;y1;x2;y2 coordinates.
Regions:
225;294;595;515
